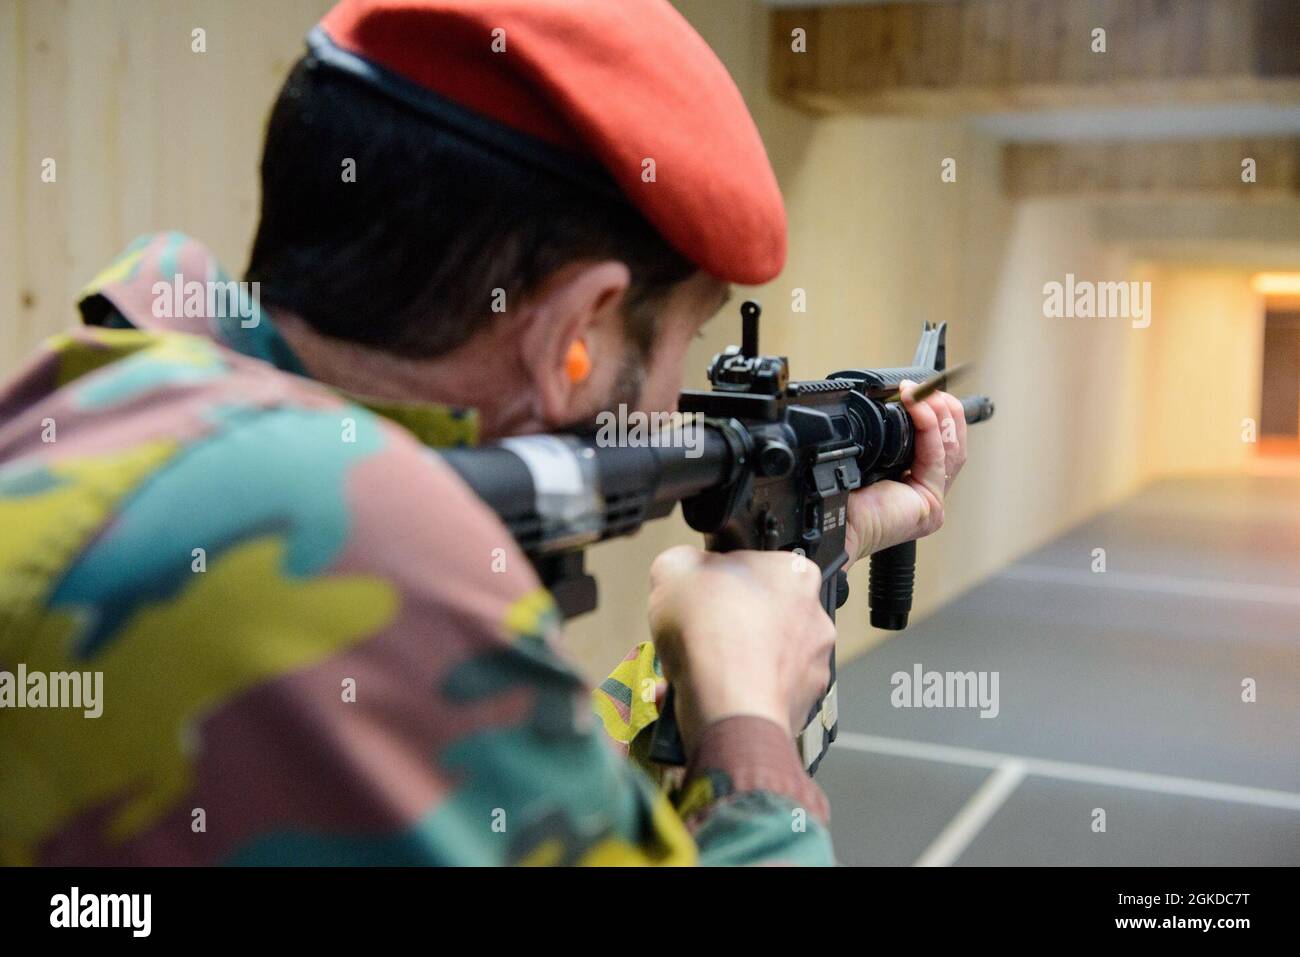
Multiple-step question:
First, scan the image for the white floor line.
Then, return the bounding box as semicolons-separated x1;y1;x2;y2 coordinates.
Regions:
836;732;1300;812
1001;564;1300;606
913;759;1027;867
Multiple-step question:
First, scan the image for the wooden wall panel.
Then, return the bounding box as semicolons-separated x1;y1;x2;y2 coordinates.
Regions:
0;0;333;372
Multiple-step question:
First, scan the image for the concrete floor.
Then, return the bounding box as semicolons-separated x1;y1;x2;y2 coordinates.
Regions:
820;473;1300;865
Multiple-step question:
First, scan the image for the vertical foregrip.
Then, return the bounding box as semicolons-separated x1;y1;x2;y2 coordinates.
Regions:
868;539;918;630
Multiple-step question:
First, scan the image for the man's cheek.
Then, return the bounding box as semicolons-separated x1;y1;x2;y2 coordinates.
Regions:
637;360;685;413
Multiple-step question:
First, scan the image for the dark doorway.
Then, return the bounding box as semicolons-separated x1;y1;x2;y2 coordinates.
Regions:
1260;309;1300;440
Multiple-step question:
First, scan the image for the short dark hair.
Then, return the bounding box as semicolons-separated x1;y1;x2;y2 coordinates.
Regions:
245;56;696;360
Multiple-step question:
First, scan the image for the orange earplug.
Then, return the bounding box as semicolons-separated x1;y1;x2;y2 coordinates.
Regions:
565;340;592;383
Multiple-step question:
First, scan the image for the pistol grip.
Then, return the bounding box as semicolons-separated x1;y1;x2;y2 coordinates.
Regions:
648;686;688;766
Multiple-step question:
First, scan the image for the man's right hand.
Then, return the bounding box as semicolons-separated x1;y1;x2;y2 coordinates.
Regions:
647;545;836;757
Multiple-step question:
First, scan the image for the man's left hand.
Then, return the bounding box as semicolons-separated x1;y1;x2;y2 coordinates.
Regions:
843;381;968;570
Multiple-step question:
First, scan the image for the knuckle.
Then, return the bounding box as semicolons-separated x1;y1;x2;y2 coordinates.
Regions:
649;545;694;583
648;555;670;583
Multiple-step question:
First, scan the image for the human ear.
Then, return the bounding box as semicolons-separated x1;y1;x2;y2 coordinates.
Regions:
518;260;631;427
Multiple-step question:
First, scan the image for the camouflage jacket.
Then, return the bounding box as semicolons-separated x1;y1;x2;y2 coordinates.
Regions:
0;232;832;865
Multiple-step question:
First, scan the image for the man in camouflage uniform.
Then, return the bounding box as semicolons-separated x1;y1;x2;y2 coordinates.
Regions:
0;0;968;865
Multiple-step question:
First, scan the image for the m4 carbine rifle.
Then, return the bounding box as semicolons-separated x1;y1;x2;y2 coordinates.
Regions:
440;301;994;774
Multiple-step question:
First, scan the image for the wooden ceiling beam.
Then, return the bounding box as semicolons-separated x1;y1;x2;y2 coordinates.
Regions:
1003;136;1300;199
770;0;1300;114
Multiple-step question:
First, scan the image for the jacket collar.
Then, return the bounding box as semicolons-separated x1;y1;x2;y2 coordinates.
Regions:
76;232;478;447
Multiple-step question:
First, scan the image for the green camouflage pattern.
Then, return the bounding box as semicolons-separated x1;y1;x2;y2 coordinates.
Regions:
0;232;832;865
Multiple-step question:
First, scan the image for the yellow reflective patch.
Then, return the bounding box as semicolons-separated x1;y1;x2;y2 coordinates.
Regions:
592;640;660;745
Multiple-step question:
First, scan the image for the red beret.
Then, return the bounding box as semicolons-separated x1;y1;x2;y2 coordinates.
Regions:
313;0;786;284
